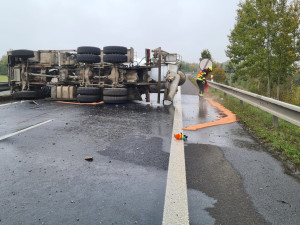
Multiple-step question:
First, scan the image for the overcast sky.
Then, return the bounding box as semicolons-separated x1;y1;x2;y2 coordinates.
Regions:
0;0;240;63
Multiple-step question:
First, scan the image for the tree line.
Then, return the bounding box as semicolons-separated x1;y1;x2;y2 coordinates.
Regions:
226;0;300;104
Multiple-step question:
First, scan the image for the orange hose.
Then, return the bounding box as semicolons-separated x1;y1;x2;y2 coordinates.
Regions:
183;98;237;131
56;101;104;105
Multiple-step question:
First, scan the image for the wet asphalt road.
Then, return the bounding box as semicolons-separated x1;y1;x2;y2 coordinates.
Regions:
181;80;300;225
0;98;173;225
0;80;300;225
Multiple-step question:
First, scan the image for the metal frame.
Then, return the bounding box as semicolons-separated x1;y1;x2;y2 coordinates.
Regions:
208;81;300;127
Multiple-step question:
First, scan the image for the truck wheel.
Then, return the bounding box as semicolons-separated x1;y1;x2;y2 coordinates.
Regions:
12;91;37;99
103;46;127;55
77;87;102;95
11;50;34;58
103;88;127;96
77;46;101;55
77;54;101;63
103;95;128;104
40;86;51;98
103;54;127;63
77;94;101;103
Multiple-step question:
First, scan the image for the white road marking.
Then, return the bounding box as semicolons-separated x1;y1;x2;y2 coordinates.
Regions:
0;100;29;107
0;119;54;141
162;87;189;225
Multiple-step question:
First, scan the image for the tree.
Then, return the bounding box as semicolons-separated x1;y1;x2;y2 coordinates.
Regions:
199;49;212;61
226;0;300;99
0;55;8;75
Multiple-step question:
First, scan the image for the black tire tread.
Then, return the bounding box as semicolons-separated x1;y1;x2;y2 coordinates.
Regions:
12;91;37;99
103;54;127;63
103;95;128;104
103;88;127;96
77;94;101;103
77;54;100;63
103;46;127;55
77;46;101;55
77;87;101;95
11;50;34;58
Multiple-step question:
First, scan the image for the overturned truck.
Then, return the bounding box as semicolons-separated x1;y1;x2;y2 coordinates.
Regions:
7;46;186;104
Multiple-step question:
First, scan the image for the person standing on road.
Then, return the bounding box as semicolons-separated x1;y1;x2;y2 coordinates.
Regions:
196;66;212;96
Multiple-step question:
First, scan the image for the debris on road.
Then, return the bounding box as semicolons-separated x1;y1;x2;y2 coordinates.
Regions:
277;200;291;207
84;156;93;161
174;132;188;141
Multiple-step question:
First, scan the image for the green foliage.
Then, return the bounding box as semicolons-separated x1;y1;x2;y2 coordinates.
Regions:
213;67;226;83
0;55;8;75
199;49;212;61
226;0;300;100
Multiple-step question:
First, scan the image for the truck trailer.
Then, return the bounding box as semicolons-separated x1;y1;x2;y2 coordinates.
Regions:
7;46;186;104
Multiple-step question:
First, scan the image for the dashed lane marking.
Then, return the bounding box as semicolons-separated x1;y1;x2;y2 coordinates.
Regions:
0;119;54;141
162;87;189;225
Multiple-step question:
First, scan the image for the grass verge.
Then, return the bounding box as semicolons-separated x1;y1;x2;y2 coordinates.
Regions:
188;76;300;169
0;75;8;82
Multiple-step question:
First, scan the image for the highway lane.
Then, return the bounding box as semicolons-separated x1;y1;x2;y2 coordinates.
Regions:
0;97;174;225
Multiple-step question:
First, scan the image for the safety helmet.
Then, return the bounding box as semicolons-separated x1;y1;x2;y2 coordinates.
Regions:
208;66;213;72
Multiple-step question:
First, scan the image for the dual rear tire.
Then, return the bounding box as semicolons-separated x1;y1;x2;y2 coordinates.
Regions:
103;46;128;64
103;88;128;104
77;87;102;103
77;46;101;63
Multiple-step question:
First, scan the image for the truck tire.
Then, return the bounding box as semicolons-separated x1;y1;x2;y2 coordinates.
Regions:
77;46;101;55
103;95;128;104
103;88;127;96
12;91;37;99
40;86;51;98
77;54;100;63
11;50;34;58
77;87;102;95
103;54;127;63
77;94;101;103
103;46;127;55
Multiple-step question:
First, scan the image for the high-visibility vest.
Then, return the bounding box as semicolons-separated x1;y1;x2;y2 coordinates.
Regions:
197;73;206;81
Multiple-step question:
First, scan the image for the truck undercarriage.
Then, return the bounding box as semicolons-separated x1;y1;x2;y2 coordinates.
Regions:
7;46;186;104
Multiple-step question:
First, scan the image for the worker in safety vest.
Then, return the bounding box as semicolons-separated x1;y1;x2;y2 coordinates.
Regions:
197;66;213;96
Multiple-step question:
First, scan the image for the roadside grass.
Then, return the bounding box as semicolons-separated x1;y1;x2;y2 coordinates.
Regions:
0;75;8;82
188;75;300;168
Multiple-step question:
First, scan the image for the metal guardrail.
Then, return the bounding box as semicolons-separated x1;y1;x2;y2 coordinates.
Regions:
207;81;300;127
0;82;9;92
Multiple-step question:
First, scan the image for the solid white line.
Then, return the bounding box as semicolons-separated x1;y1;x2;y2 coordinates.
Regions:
0;100;29;107
0;119;54;141
162;87;189;225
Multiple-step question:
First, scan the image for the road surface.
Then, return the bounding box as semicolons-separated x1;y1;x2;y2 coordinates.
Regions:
0;80;299;225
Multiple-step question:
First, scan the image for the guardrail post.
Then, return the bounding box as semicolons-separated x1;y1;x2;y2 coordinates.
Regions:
273;116;279;128
240;100;244;108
